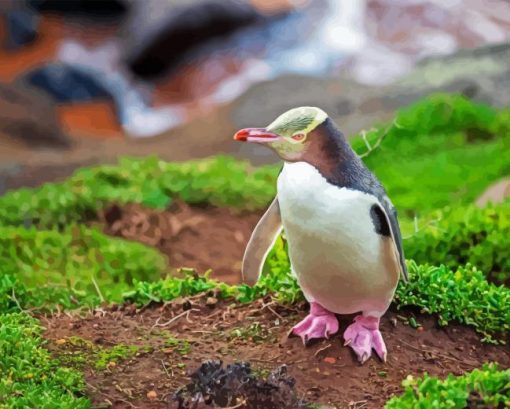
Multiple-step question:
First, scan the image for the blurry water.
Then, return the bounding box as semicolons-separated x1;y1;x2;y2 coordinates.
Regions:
176;0;357;105
158;0;510;114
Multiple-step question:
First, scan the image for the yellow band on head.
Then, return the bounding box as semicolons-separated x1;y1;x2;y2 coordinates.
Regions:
266;107;328;136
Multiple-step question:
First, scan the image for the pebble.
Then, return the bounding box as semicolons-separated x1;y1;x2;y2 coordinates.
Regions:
147;390;158;400
206;297;218;307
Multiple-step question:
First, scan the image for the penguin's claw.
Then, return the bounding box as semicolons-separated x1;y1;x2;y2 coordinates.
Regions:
343;315;387;364
291;302;339;345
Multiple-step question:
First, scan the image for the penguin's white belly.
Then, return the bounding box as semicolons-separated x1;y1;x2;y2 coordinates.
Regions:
277;162;399;315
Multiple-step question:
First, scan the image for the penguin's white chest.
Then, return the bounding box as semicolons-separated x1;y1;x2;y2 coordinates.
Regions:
277;162;398;315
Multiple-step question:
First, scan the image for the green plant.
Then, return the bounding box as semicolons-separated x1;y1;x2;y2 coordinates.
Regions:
0;156;279;229
122;269;238;305
0;225;167;303
53;336;141;371
385;363;509;408
0;313;89;408
94;345;140;370
350;94;510;214
228;322;275;343
161;334;192;356
395;261;509;343
405;201;510;284
351;94;502;158
0;273;100;313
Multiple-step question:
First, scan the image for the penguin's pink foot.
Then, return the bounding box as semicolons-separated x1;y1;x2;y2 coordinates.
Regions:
291;302;339;345
343;315;387;364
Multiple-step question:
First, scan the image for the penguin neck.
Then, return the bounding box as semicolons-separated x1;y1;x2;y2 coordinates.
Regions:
302;118;365;188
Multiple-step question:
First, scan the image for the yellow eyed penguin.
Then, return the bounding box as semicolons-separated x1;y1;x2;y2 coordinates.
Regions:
233;107;408;363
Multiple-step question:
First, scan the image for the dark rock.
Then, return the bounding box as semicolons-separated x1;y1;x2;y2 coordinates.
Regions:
123;0;263;79
0;82;70;148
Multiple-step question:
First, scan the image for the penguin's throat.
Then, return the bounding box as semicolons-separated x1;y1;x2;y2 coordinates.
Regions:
301;132;357;185
271;140;306;161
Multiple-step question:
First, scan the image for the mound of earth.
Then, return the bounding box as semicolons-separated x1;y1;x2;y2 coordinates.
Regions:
43;294;510;409
99;202;262;284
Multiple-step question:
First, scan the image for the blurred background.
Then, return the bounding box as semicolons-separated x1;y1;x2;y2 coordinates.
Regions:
1;0;510;193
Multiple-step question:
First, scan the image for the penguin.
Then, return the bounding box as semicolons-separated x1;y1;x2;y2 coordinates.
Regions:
233;106;408;364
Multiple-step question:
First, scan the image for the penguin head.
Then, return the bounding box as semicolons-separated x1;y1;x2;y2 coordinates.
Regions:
234;107;329;161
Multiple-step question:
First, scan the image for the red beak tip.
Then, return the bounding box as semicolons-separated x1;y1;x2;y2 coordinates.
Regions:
234;128;278;142
234;130;248;141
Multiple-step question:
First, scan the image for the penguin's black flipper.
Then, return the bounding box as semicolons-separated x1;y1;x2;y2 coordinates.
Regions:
242;196;282;286
371;201;408;283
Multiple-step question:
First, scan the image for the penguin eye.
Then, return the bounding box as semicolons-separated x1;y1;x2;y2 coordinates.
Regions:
291;133;306;142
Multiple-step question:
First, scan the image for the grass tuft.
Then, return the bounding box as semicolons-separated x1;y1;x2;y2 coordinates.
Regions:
395;261;510;343
0;313;89;409
385;363;510;408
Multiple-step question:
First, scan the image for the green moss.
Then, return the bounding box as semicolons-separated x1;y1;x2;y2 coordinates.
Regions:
0;225;167;304
404;201;510;284
395;261;509;343
160;333;192;356
228;322;276;344
351;94;510;214
94;345;140;370
0;156;279;229
385;363;509;408
0;273;101;313
54;336;140;371
0;313;89;409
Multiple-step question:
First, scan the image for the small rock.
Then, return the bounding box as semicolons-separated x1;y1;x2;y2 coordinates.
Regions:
206;297;218;307
55;338;66;345
147;390;158;400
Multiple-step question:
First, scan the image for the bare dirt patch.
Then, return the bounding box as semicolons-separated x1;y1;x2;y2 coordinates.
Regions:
99;203;263;284
43;295;510;409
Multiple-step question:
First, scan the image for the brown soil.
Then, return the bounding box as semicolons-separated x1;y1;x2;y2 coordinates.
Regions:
99;203;263;284
43;295;510;409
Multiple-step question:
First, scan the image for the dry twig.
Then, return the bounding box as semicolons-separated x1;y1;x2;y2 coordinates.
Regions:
150;309;200;331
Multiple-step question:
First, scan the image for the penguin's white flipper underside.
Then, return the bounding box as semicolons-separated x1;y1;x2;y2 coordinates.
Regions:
372;201;409;283
242;197;282;286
